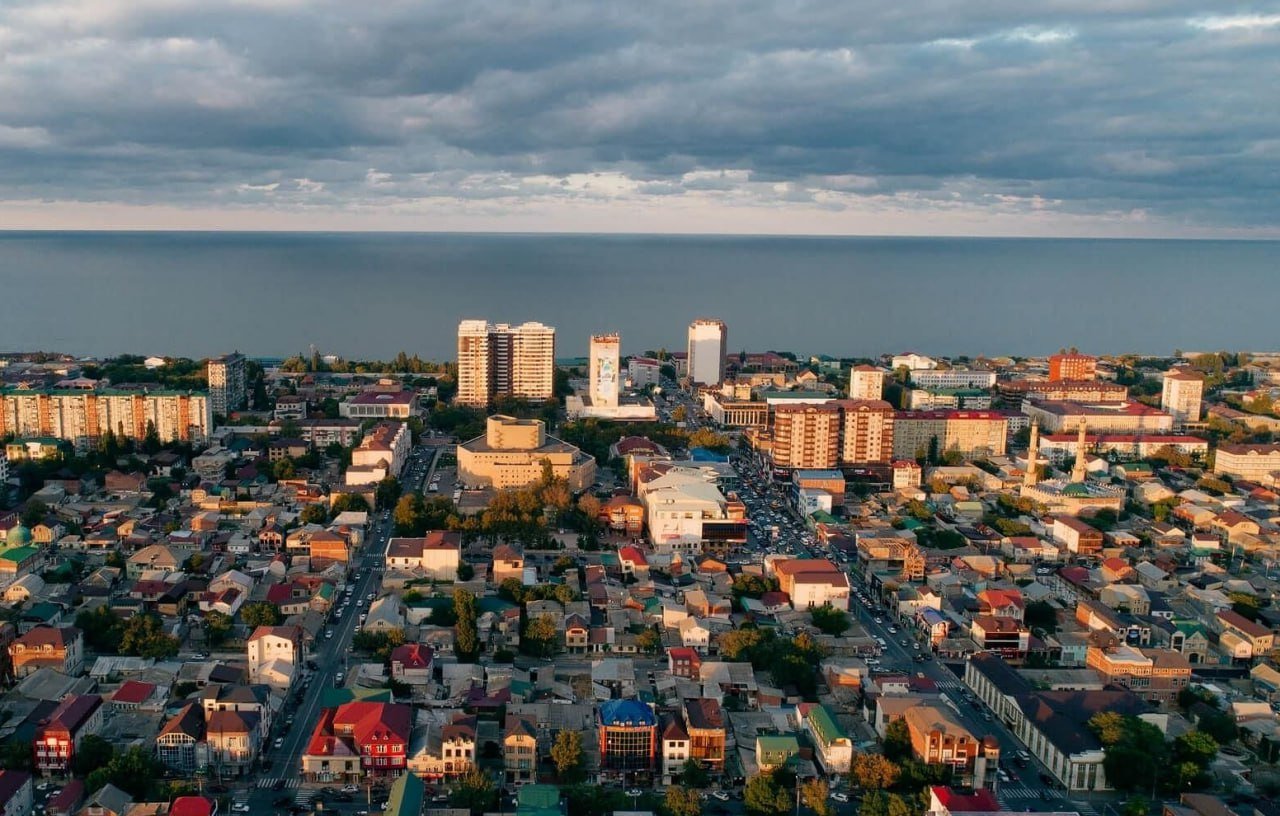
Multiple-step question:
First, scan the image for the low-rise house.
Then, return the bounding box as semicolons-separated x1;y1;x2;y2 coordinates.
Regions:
390;644;433;688
903;704;996;789
9;626;83;679
800;704;852;774
406;713;476;781
155;703;206;774
206;709;260;776
503;713;538;786
34;694;104;775
755;734;799;772
301;701;412;782
385;532;461;581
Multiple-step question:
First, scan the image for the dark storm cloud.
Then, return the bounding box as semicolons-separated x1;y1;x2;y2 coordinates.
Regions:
0;0;1277;230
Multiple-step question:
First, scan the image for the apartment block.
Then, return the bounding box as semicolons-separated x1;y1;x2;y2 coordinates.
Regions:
207;353;248;417
1048;353;1098;382
0;388;212;450
771;403;841;469
687;319;727;387
456;320;556;407
1161;369;1205;425
891;410;1008;460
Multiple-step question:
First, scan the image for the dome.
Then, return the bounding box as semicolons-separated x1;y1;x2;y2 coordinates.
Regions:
6;524;33;546
1061;482;1091;497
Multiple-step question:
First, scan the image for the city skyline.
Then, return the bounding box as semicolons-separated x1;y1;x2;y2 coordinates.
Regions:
0;3;1276;238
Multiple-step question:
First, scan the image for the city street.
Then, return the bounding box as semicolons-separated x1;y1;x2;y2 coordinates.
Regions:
229;472;410;815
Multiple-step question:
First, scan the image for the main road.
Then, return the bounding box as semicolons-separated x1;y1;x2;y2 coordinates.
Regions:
234;460;415;813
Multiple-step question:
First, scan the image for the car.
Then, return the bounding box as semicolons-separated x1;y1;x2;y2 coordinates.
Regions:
274;736;284;748
625;789;644;798
233;805;251;813
343;785;361;794
336;672;345;684
830;792;849;803
997;770;1011;783
431;795;450;804
1016;750;1032;762
873;617;883;624
325;629;334;639
887;626;898;634
711;791;730;802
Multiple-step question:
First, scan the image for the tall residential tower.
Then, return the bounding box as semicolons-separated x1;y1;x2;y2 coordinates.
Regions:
589;334;621;408
207;352;247;417
456;320;557;407
687;318;727;387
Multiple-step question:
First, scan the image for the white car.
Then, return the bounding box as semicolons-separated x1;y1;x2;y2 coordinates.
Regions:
343;785;361;794
830;792;849;803
625;789;644;798
711;791;730;801
233;805;251;813
274;737;284;749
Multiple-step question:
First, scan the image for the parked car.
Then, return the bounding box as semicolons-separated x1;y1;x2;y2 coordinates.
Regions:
830;793;849;803
711;791;730;802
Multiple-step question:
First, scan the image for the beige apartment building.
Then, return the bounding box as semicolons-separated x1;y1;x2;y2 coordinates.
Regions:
1214;443;1280;485
456;320;556;407
891;410;1008;460
458;415;596;490
848;365;885;400
772;403;842;469
839;399;895;464
0;387;212;450
1161;368;1205;425
207;352;247;417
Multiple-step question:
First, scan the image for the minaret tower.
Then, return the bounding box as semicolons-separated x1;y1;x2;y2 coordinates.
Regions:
1023;420;1041;489
1072;420;1088;483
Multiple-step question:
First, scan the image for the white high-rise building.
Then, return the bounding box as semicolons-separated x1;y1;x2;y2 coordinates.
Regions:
1161;368;1205;425
590;334;621;408
456;320;557;407
848;365;885;400
687;318;727;387
207;353;247;417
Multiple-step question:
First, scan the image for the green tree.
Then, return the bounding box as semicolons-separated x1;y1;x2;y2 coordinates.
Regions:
376;476;403;510
119;612;179;658
522;614;560;658
883;718;913;763
241;601;283;628
202;611;234;646
664;787;701;816
451;768;495;815
860;792;914;816
1173;731;1219;767
453;589;479;662
332;492;371;515
850;751;899;789
0;739;32;770
680;758;710;789
551;730;585;783
1197;710;1238;745
300;503;329;525
1230;592;1262;621
72;734;115;776
76;605;124;652
141;420;162;455
810;604;851;636
395;492;428;536
20;498;49;528
744;773;791;816
272;458;296;481
636;627;663;655
800;778;831;816
1024;600;1059;633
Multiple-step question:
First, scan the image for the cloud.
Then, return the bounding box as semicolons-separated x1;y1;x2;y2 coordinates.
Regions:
0;0;1275;235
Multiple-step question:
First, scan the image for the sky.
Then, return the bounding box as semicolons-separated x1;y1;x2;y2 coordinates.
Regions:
0;1;1277;237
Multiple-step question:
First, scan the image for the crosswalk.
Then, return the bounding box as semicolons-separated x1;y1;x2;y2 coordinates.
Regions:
254;777;302;790
1072;800;1102;816
996;782;1041;800
934;678;966;691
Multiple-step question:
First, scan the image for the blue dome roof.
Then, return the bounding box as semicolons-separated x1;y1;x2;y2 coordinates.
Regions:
6;524;32;546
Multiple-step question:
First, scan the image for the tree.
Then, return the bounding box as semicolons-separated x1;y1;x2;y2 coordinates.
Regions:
860;792;914;816
119;612;179;658
76;606;124;652
744;773;791;816
1173;731;1219;767
87;746;163;799
241;601;283;628
664;787;702;816
376;476;403;510
72;734;114;776
551;730;585;783
395;492;428;536
1198;710;1238;745
203;611;234;646
577;494;602;528
680;758;710;789
636;627;663;655
328;493;369;516
20;498;49;528
523;614;560;657
1024;600;1059;633
0;739;31;770
453;589;479;662
800;778;831;816
451;768;495;815
272;458;297;481
300;503;329;525
810;604;851;636
850;752;899;789
1230;592;1262;621
883;718;913;763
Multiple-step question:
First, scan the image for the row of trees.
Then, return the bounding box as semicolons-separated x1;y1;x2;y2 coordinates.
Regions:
74;608;179;658
1089;711;1221;794
718;625;827;698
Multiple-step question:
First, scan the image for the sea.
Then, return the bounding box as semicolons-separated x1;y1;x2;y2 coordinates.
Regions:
0;231;1276;361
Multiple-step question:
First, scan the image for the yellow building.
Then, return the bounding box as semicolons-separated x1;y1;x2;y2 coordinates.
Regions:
891;410;1008;460
457;415;596;490
0;387;212;450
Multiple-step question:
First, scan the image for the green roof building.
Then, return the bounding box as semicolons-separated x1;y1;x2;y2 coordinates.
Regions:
385;769;424;816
